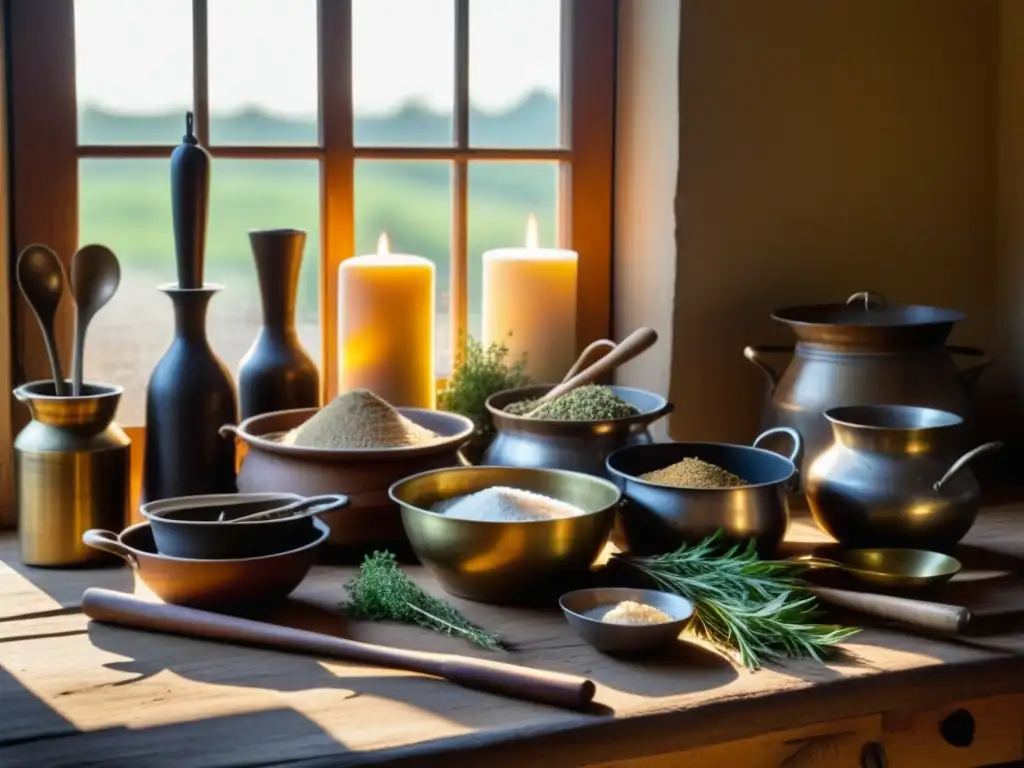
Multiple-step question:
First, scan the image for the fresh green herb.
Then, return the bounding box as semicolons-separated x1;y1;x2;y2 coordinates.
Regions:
615;532;858;670
344;551;506;651
438;335;529;441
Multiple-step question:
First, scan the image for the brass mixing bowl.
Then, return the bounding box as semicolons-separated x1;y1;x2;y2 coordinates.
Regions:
391;466;621;605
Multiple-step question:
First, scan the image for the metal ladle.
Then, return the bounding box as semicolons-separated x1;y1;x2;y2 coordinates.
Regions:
69;244;121;396
218;494;349;523
792;548;962;589
16;244;68;396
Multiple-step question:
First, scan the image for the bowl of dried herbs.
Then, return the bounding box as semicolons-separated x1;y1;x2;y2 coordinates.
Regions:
481;383;673;478
605;427;803;556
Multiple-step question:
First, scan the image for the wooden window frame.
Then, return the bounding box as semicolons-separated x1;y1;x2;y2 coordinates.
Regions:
4;0;615;517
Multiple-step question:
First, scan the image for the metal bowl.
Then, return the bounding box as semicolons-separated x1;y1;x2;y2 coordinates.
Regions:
482;385;673;478
390;466;621;605
220;407;474;549
559;587;694;653
606;427;802;555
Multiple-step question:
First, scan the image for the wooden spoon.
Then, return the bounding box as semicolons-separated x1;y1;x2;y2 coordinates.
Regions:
522;326;658;417
69;244;121;396
82;588;597;711
16;244;68;396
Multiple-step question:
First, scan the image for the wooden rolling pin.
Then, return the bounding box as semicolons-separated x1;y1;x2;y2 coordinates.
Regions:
810;586;971;635
81;589;597;711
524;326;658;417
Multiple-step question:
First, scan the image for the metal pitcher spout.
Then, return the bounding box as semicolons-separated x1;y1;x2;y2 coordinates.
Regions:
933;441;1003;492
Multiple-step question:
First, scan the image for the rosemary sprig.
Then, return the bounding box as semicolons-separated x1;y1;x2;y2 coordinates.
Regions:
616;532;859;670
343;551;506;651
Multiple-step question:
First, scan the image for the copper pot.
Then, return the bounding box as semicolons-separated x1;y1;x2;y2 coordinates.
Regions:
219;407;473;550
744;291;992;482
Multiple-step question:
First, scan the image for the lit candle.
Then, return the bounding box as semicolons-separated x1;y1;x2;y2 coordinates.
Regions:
338;233;436;408
481;215;578;383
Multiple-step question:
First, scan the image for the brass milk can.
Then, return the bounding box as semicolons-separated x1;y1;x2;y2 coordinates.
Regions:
14;380;130;566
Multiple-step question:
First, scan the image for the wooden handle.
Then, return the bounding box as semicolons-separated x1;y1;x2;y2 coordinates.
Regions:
81;589;597;711
810;587;971;634
529;327;658;411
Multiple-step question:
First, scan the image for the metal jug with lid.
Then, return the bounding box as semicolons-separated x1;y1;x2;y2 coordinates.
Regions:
743;291;992;481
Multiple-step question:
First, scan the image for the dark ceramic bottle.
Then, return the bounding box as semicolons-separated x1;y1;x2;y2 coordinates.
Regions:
237;229;320;419
142;285;238;502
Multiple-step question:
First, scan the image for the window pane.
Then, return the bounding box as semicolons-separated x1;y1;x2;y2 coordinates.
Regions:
468;162;559;341
354;160;453;372
469;0;561;147
206;161;322;388
209;0;318;145
352;0;454;147
79;159;321;427
75;0;193;145
79;159;174;425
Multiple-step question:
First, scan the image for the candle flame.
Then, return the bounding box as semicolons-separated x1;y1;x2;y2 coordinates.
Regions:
525;214;539;250
377;232;391;257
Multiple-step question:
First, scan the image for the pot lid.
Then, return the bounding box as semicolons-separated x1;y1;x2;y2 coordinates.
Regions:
770;292;965;347
771;291;965;328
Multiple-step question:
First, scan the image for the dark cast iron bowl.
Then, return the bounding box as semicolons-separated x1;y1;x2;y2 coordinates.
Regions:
139;492;349;559
82;518;330;611
605;427;802;556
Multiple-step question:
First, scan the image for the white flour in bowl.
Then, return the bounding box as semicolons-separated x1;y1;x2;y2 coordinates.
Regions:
433;486;586;522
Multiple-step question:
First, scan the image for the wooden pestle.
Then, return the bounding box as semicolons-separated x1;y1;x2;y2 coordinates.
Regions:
81;588;597;711
523;327;658;417
809;586;971;635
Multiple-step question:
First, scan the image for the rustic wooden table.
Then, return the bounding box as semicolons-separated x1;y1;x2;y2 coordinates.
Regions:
2;509;1023;768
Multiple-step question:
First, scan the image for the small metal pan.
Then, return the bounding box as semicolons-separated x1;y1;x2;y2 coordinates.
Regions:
792;548;961;589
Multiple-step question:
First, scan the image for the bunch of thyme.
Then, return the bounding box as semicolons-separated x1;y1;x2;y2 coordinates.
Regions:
343;551;506;651
616;532;858;670
437;335;529;441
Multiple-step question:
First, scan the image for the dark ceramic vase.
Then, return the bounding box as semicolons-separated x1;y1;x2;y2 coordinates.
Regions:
143;284;238;502
237;229;320;419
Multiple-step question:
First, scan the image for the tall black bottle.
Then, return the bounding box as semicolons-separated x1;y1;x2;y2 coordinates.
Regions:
237;229;320;419
142;113;237;502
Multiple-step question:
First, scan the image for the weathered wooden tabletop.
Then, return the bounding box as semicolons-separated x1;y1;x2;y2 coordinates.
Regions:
2;510;1023;768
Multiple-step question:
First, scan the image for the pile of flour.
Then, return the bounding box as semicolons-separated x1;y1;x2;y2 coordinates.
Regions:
433;486;586;522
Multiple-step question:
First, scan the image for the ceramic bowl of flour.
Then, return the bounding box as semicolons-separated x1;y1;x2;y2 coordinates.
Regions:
390;466;621;605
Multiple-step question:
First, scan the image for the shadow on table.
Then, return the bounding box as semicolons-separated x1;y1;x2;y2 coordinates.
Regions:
0;701;350;768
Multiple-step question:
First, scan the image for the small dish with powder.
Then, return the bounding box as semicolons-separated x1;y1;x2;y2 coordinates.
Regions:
559;587;695;653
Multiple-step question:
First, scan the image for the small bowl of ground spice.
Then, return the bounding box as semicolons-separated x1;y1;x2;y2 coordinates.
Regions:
605;427;803;556
483;384;673;478
559;587;695;653
219;390;475;550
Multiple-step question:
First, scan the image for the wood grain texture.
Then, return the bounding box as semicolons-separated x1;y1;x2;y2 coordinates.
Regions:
1;508;1022;767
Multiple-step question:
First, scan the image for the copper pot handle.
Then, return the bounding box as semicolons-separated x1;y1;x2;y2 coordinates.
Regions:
743;345;793;395
82;529;138;568
845;291;887;310
934;441;1004;492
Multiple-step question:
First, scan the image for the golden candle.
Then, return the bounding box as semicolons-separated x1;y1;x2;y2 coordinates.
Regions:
338;233;436;408
481;215;578;383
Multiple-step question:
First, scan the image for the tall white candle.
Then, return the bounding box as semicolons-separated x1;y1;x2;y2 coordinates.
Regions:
338;233;436;408
481;215;579;383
